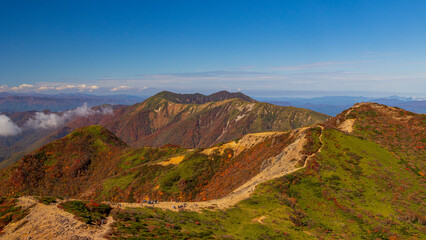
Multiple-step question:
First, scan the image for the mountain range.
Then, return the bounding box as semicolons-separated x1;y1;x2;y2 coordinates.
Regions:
0;99;424;239
0;91;328;168
2;92;424;116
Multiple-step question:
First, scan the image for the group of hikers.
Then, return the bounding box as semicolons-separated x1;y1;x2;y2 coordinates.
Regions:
142;199;159;205
172;203;187;209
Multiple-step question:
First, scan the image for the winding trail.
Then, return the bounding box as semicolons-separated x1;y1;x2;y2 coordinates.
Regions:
5;126;325;239
119;126;325;212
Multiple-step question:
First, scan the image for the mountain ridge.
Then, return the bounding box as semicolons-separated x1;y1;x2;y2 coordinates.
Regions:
63;91;329;149
0;91;328;168
152;90;257;104
0;103;424;239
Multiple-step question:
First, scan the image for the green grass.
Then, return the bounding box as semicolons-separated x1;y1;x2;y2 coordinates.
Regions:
36;196;57;205
59;200;112;225
266;129;425;239
108;128;425;239
101;173;136;197
119;147;186;170
158;152;210;193
93;139;108;152
158;151;225;199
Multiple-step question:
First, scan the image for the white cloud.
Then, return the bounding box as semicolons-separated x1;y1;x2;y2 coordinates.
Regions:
55;84;99;92
37;86;55;91
0;115;22;136
0;103;114;137
0;83;99;93
10;84;35;91
110;85;131;91
24;103;112;129
0;85;8;92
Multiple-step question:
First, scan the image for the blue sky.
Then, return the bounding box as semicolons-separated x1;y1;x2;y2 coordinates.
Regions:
1;0;425;97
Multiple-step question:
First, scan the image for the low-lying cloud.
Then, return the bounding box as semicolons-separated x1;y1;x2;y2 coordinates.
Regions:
0;103;113;137
24;103;112;129
0;115;22;136
0;83;99;93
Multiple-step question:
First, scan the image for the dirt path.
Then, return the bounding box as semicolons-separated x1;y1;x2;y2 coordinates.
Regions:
2;127;325;238
1;196;113;240
119;126;325;212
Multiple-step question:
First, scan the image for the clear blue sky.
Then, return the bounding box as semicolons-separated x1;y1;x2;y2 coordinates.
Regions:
1;0;425;97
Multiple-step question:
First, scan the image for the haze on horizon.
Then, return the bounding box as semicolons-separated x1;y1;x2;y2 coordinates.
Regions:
0;0;425;98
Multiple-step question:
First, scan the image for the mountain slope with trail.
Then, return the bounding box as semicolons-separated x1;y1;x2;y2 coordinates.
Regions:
0;103;424;239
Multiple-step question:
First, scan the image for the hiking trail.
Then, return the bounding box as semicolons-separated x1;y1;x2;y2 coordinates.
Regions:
119;126;325;212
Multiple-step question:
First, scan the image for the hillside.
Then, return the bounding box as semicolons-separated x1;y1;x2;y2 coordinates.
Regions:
0;125;303;202
327;102;424;158
66;90;329;148
0;91;327;169
0;105;120;168
0;103;424;239
0;126;129;197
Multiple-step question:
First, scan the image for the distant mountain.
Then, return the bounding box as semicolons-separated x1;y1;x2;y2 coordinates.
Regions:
154;90;257;104
259;96;426;115
0;93;146;112
64;90;328;148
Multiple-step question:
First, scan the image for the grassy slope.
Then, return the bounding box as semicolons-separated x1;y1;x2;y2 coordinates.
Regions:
89;132;295;202
0;126;128;197
1;103;424;239
108;128;425;239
